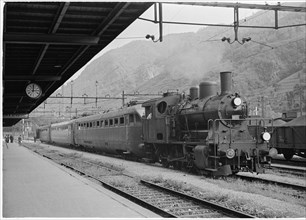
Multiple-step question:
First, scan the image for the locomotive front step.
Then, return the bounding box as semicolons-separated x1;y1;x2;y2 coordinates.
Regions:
205;165;232;176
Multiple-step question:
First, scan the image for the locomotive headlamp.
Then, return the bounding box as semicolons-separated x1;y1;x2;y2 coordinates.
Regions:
226;149;235;159
232;97;242;107
261;132;271;141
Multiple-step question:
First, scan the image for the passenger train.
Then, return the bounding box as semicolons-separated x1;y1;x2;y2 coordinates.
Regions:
37;71;276;176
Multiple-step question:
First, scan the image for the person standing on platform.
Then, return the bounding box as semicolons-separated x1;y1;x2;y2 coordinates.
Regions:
18;135;22;145
9;135;14;143
5;135;9;143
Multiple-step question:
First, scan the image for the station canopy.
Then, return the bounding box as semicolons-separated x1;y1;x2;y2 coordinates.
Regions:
2;2;153;127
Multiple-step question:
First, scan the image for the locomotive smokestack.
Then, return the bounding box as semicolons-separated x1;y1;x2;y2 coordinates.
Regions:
189;87;198;100
220;71;232;95
199;82;217;99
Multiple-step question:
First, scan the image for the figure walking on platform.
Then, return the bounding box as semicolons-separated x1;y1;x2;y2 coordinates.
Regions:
18;135;22;145
10;135;14;143
5;135;9;143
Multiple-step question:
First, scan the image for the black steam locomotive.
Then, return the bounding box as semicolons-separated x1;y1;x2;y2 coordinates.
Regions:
37;71;275;176
141;72;274;175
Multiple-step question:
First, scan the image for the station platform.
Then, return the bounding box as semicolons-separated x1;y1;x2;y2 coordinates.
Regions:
2;141;160;218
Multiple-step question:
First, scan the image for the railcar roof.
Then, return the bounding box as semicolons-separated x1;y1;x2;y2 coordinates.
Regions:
281;115;306;127
74;104;145;123
142;98;162;107
37;124;50;129
50;120;75;127
266;118;287;127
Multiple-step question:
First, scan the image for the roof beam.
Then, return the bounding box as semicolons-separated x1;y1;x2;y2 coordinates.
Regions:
5;93;45;98
4;33;101;45
94;2;130;36
5;103;35;107
31;3;70;76
170;2;306;12
4;75;61;81
3;114;29;119
42;3;131;98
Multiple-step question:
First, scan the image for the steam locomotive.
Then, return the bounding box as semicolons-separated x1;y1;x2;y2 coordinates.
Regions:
37;71;275;176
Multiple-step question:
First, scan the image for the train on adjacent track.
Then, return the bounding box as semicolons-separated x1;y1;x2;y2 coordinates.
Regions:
270;115;306;160
37;71;276;176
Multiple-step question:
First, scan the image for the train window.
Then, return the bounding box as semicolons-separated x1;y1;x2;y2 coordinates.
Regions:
97;121;100;127
145;106;153;118
157;101;167;114
129;114;134;123
114;118;119;126
157;133;163;140
105;119;109;126
109;119;113;126
120;117;124;125
87;123;89;128
93;121;96;127
135;114;141;122
101;120;104;127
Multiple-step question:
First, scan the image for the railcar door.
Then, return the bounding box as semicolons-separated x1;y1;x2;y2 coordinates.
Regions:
70;123;76;145
125;114;129;150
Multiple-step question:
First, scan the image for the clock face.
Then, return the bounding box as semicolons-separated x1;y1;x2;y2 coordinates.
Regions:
25;83;42;99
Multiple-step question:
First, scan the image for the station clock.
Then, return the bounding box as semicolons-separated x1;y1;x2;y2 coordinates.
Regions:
25;83;42;99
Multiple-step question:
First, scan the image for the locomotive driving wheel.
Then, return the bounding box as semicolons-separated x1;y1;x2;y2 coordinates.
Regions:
161;158;169;168
173;161;182;170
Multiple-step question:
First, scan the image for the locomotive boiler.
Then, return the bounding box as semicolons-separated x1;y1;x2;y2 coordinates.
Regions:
142;72;273;176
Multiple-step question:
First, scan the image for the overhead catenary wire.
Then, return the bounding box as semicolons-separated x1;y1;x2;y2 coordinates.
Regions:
243;37;305;59
201;10;270;43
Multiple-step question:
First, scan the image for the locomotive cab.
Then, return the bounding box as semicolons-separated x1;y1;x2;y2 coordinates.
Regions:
142;92;181;143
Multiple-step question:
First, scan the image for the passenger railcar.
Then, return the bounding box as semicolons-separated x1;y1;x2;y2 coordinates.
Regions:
73;105;145;157
37;105;146;159
50;120;74;146
37;124;51;143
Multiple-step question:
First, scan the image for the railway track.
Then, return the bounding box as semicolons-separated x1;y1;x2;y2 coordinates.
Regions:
272;157;306;167
23;143;254;218
270;163;306;177
235;174;306;192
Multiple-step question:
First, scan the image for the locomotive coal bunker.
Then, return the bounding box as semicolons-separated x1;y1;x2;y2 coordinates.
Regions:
142;71;273;176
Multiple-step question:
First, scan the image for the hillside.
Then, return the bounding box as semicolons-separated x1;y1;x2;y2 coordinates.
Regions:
45;6;305;119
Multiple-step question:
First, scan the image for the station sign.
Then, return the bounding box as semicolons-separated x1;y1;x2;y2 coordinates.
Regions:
3;114;29;119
